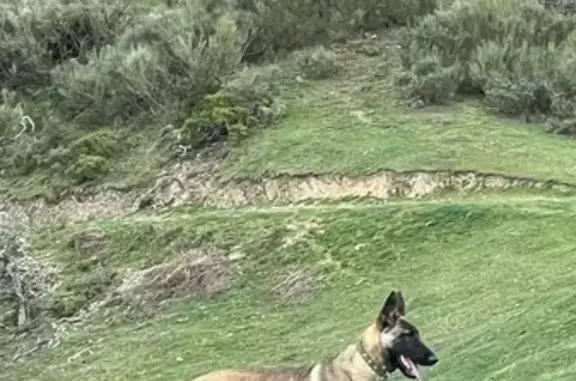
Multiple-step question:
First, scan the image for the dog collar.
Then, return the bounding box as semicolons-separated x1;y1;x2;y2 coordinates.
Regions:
356;341;389;380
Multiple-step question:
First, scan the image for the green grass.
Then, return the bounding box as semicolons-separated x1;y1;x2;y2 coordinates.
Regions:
4;198;576;381
220;49;576;183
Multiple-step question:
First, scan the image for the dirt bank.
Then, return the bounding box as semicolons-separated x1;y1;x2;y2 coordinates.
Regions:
173;170;574;207
1;169;574;227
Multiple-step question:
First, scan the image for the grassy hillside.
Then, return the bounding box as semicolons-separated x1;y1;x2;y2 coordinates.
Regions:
4;199;576;381
219;50;576;181
2;1;576;381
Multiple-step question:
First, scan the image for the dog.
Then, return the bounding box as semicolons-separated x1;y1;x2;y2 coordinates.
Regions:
192;291;438;381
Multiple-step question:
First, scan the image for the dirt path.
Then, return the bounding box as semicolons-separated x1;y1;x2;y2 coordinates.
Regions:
1;169;574;227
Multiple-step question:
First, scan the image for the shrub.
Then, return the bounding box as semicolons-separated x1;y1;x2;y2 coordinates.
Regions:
395;51;462;104
541;0;576;14
49;2;246;126
46;129;122;184
0;89;32;145
0;92;46;176
0;111;125;186
397;0;576;131
46;268;117;319
177;65;285;149
0;0;131;91
292;46;342;80
240;0;438;61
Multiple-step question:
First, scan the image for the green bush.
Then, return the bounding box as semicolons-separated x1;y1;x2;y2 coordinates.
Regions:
0;94;48;176
45;268;118;319
49;2;246;126
0;89;30;141
0;113;125;186
177;65;285;148
0;0;131;91
240;0;437;61
292;46;342;80
45;129;122;184
397;0;576;132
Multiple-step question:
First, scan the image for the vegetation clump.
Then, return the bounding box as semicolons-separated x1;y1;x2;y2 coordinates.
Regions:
292;46;342;80
397;0;576;134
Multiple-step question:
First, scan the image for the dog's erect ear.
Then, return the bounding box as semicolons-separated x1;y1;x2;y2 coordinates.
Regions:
378;291;406;329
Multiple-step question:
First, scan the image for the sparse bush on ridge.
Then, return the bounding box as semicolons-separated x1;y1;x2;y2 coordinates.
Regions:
397;0;576;134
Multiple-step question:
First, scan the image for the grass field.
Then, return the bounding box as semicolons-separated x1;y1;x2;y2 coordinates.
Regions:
5;198;576;381
3;18;576;381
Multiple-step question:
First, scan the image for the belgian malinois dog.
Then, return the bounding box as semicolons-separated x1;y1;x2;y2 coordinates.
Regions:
193;291;438;381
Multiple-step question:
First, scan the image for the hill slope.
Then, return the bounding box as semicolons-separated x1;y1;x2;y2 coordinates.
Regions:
4;198;576;381
3;4;576;381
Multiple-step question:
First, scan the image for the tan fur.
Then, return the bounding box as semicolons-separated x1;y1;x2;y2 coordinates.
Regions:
193;321;397;381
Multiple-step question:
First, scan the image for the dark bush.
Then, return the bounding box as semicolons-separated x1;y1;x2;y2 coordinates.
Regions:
0;0;131;91
177;65;285;148
397;0;576;132
239;0;438;62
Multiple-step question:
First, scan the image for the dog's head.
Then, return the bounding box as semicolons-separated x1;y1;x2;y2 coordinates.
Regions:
376;291;438;379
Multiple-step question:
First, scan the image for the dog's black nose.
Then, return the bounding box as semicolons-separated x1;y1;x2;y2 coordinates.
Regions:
426;354;438;365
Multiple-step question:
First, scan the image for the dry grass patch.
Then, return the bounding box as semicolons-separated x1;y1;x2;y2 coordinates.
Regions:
0;213;57;329
113;246;234;310
269;266;315;306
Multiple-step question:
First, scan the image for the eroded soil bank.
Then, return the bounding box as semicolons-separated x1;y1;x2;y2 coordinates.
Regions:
1;169;574;227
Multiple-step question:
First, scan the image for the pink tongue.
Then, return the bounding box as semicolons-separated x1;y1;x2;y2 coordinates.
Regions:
399;355;421;380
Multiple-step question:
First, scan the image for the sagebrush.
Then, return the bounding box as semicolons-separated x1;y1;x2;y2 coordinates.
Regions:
397;0;576;133
292;46;342;80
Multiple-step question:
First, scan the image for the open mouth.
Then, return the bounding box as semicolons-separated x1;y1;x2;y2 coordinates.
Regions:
398;355;421;380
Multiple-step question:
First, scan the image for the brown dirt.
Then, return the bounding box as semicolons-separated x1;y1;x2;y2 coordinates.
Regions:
1;169;574;227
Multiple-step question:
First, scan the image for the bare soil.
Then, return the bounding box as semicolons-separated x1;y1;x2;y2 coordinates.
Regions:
1;168;572;228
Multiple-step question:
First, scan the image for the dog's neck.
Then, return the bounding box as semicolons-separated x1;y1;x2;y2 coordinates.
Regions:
361;322;387;364
331;322;390;381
